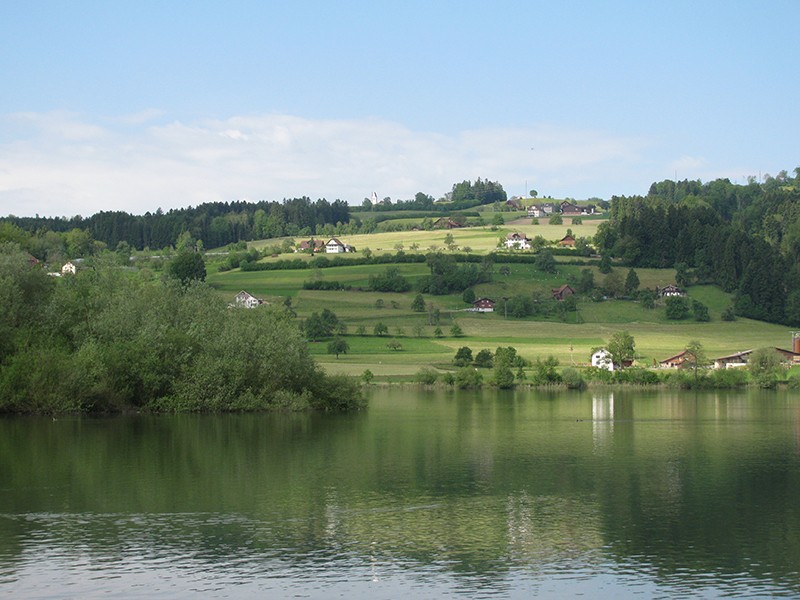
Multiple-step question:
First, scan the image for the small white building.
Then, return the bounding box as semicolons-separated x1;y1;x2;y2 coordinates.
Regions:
591;349;614;371
61;262;76;275
231;290;264;309
505;232;531;250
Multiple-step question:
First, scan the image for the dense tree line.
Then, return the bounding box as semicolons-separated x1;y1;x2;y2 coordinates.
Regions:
0;243;363;414
595;170;800;325
1;197;351;252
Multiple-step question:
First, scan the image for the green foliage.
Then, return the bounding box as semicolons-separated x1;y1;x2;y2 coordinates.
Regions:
607;331;636;366
665;296;690;320
433;327;444;338
415;367;439;385
531;356;561;384
411;293;426;312
418;252;492;295
692;299;710;321
373;322;389;336
721;304;736;321
450;178;507;207
598;255;612;274
455;366;483;389
603;270;624;298
548;214;563;225
535;249;558;274
561;367;586;390
167;250;206;284
613;368;660;385
624;268;640;296
473;349;494;368
462;288;476;304
368;266;411;292
748;347;784;388
0;262;364;413
450;323;464;337
386;340;403;351
327;337;349;358
361;369;374;385
454;346;473;366
638;288;657;309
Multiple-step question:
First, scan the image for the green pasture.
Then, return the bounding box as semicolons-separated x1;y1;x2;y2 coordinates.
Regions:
207;255;794;380
243;219;605;256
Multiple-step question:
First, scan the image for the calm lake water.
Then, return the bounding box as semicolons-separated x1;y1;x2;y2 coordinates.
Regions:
2;388;800;598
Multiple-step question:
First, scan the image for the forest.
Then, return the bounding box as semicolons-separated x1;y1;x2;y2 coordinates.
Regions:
593;170;800;325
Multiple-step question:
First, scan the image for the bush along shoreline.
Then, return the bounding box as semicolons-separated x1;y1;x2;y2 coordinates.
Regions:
0;244;364;415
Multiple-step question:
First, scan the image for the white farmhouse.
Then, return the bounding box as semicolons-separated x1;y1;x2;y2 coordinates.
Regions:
505;232;531;250
231;290;264;309
591;349;614;371
325;237;351;253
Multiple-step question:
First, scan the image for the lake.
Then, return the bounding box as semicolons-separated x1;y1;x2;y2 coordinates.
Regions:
2;387;800;598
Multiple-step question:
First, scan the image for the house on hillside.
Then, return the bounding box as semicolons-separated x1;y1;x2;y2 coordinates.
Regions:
540;203;557;214
472;297;496;312
591;349;614;371
505;232;531;250
658;284;685;297
558;234;576;247
433;217;463;229
325;237;353;253
298;238;325;252
659;350;690;369
552;284;575;301
61;262;76;275
714;347;800;369
560;201;582;216
527;205;545;218
231;290;265;309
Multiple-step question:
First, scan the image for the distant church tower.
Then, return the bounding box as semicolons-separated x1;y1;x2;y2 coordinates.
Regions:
371;191;378;204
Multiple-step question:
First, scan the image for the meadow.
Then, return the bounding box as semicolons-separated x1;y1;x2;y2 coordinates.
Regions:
207;223;795;381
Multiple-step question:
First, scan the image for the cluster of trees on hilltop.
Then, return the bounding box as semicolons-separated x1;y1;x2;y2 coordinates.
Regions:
359;178;507;213
1;197;351;252
594;169;800;325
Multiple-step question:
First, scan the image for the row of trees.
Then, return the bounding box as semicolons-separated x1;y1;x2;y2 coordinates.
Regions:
2;197;352;252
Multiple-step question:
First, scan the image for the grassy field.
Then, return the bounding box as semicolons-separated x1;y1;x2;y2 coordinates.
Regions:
248;218;602;255
207;229;795;381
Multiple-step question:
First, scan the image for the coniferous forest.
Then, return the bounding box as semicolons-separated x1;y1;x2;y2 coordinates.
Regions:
595;171;800;325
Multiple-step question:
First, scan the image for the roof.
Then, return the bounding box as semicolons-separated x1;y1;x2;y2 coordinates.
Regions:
714;350;752;361
659;350;688;363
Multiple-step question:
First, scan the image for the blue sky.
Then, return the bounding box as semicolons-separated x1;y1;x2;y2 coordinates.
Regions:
1;1;797;217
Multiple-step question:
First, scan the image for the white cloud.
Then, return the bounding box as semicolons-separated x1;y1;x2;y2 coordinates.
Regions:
0;111;657;217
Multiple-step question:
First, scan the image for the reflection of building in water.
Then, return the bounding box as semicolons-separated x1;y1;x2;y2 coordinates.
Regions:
592;392;614;453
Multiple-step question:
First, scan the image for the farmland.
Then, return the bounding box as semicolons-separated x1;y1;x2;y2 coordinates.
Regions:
207;222;794;381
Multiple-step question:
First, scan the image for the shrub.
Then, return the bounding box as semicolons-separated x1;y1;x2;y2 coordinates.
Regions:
456;367;483;389
787;374;800;390
561;367;587;390
709;368;748;388
613;368;660;385
415;367;439;385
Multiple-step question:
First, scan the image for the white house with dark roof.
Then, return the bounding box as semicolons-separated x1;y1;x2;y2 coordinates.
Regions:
231;290;264;309
325;237;353;253
505;232;531;250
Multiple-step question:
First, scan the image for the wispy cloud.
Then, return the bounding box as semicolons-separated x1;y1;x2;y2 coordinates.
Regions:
0;111;654;217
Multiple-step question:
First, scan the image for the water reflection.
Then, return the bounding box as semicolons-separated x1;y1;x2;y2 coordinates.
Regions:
1;388;800;598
